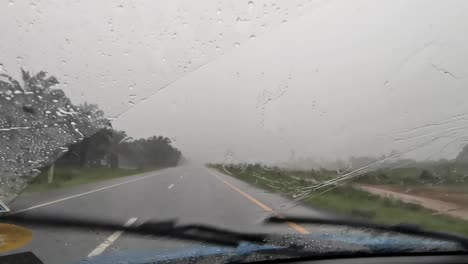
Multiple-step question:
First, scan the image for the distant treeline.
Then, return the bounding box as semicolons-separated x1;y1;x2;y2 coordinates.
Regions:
215;144;468;187
57;128;182;169
0;67;181;182
285;146;468;173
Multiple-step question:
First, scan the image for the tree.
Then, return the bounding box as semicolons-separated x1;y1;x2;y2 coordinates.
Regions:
105;130;129;169
419;170;435;182
21;68;59;94
456;145;468;164
117;135;181;169
58;128;128;168
77;102;108;125
0;68;107;202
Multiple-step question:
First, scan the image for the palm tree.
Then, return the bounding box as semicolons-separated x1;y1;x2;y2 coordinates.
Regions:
21;68;59;94
105;130;131;169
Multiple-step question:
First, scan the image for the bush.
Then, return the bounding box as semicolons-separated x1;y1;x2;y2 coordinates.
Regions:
350;209;376;219
419;170;435;181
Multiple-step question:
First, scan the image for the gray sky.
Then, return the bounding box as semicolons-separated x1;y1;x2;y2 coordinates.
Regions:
2;0;468;164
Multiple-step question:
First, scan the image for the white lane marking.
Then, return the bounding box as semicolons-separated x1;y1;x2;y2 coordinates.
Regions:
12;172;162;214
167;184;175;189
88;217;138;257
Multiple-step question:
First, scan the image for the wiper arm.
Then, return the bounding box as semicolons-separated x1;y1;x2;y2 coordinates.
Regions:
1;213;338;262
266;215;468;250
1;213;266;247
1;214;345;256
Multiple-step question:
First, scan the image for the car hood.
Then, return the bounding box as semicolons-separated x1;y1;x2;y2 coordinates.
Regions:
81;232;463;264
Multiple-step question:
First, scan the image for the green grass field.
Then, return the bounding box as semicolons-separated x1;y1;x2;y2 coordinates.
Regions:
23;166;155;193
211;164;468;236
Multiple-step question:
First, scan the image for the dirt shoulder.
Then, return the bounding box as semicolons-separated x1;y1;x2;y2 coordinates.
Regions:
356;184;468;221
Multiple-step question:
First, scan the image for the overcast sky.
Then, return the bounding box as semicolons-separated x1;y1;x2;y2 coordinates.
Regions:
2;0;468;164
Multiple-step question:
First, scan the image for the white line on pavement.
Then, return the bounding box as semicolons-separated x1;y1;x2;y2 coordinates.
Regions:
88;217;138;257
12;172;162;214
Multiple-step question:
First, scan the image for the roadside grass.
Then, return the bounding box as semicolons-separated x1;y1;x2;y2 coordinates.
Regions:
23;166;156;193
211;164;468;236
355;165;468;187
308;186;468;235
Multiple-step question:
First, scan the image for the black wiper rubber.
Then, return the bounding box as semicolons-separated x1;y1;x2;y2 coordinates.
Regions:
0;213;327;260
1;213;266;247
266;215;468;249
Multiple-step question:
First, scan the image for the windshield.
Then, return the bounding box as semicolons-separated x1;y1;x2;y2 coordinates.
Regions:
1;1;468;263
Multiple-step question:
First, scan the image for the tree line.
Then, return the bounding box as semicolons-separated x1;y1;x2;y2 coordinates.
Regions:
1;67;181;202
50;93;182;170
57;128;182;169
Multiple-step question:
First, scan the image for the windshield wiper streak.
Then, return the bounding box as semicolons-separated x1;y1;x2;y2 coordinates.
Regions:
266;215;468;250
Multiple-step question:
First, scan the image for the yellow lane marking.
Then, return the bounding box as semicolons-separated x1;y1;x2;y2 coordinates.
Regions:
208;170;310;234
285;221;310;234
212;172;274;212
0;223;33;253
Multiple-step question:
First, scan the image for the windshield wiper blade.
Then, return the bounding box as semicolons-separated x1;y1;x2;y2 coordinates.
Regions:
0;213;335;261
266;215;468;250
1;213;266;247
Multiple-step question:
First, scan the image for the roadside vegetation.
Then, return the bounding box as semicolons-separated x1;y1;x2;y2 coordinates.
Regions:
0;68;182;197
23;167;152;193
22;111;182;193
210;161;468;236
22;130;182;194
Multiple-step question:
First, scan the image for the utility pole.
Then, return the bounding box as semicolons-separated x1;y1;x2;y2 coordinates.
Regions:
47;163;55;184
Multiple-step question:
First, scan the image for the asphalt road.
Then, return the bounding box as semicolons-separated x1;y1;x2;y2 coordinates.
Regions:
2;165;327;264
